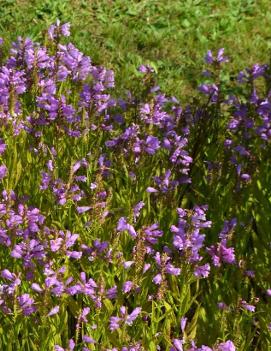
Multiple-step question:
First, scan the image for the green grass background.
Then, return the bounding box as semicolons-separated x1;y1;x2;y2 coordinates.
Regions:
0;0;270;98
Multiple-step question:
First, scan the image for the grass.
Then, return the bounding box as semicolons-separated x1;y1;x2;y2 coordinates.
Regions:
0;0;271;98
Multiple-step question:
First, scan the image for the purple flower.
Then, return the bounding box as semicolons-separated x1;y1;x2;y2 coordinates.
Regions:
143;263;151;273
79;307;90;323
153;273;163;285
165;264;181;276
207;244;235;267
82;335;95;344
48;21;70;40
198;84;218;101
1;269;16;281
133;201;145;221
217;48;228;63
109;316;122;331
145;135;160;155
17;294;36;315
144;223;163;245
50;238;63;252
120;306;127;316
244;270;255;278
240;173;251;182
194;264;210;278
180;317;187;333
31;283;43;293
172;206;211;263
122;281;133;293
138;64;154;73
58;339;75;351
106;286;117;300
123;261;134;269
65;232;79;248
54;346;65;351
0;165;7;180
241;300;255;312
117;217;137;238
171;339;183;351
217;302;228;310
205;50;213;64
48;306;60;316
146;187;158;193
204;48;228;65
198;346;213;351
67;251;82;259
0;139;6;155
218;340;235;351
125;307;142;325
61;23;71;37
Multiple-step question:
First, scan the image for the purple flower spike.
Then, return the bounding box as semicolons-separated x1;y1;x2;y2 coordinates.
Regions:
109;316;122;331
133;201;145;221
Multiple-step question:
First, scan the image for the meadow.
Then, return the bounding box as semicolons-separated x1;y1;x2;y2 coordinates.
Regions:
0;1;270;350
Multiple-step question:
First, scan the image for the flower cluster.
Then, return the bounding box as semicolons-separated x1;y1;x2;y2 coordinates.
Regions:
0;22;271;351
